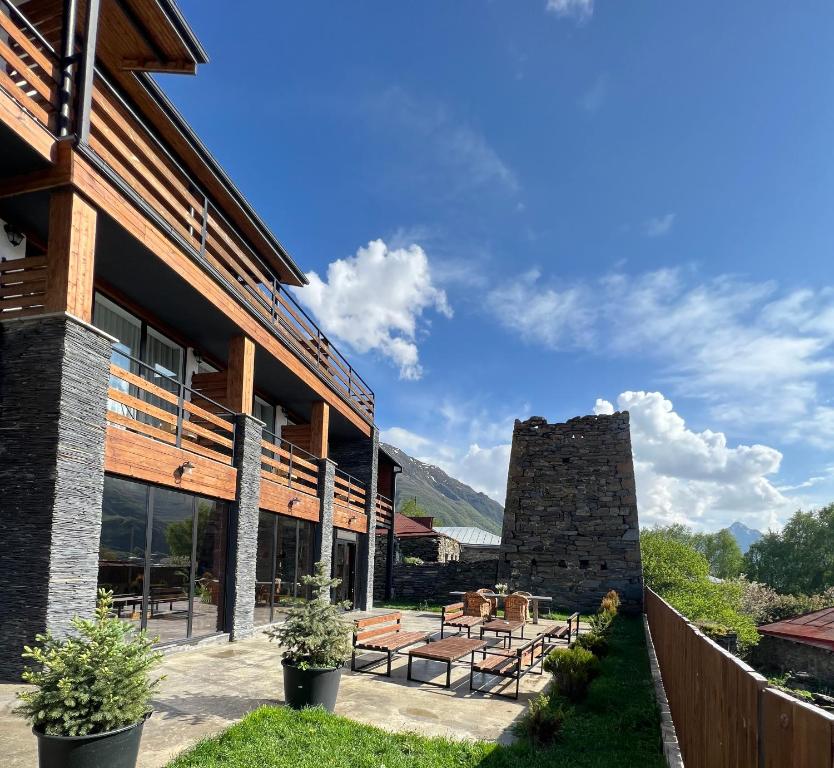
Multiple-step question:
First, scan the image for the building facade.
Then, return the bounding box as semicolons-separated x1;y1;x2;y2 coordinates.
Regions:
0;0;393;678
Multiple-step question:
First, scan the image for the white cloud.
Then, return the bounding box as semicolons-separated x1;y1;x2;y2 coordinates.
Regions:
297;239;451;380
546;0;594;23
369;88;519;199
644;213;676;237
486;268;834;441
594;391;791;531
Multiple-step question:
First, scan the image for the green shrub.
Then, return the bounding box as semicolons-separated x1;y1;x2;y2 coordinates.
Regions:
573;632;609;657
512;692;565;747
402;556;424;566
589;610;614;635
15;590;163;737
266;561;353;668
543;646;601;702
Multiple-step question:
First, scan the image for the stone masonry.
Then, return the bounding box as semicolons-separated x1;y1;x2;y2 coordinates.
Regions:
0;314;112;679
314;458;337;579
498;413;643;614
227;414;263;640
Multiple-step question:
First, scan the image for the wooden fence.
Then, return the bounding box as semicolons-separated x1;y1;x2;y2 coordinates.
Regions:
644;588;834;768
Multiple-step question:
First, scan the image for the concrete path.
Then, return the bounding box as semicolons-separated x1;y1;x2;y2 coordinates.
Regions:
0;610;562;767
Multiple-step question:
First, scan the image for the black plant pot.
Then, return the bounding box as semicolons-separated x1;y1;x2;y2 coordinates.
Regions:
282;659;342;712
34;714;148;768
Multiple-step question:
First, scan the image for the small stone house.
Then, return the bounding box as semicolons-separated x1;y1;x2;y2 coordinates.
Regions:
435;526;501;562
754;607;834;687
395;514;460;563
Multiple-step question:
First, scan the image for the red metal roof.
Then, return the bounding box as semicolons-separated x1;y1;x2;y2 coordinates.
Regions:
394;514;439;538
758;606;834;651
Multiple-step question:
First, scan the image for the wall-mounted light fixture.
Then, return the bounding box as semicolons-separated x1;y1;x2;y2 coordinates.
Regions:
174;460;195;482
4;223;23;248
288;497;301;509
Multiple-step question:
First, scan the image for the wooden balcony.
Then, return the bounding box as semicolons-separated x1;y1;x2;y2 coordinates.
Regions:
334;469;368;533
0;3;375;426
259;431;320;522
375;493;394;528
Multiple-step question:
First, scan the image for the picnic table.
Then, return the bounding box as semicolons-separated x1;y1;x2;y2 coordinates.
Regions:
449;591;553;624
407;636;488;689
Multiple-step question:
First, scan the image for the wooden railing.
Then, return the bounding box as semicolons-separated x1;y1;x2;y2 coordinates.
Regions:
334;469;366;515
86;71;375;421
0;255;46;317
0;2;60;133
645;588;834;768
375;494;394;528
107;354;236;466
260;431;319;498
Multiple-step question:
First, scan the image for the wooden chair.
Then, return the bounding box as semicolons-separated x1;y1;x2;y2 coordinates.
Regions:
540;611;580;651
477;588;498;617
504;593;530;625
352;612;431;676
441;595;488;639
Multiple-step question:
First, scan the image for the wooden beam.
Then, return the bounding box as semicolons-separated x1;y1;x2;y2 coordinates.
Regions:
44;189;97;322
310;401;330;459
227;335;254;415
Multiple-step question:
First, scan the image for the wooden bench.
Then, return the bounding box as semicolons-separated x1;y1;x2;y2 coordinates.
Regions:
539;611;580;649
352;612;431;677
469;635;546;699
441;602;485;639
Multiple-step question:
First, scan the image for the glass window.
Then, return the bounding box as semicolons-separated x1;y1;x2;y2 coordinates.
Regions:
97;478;228;644
93;294;141;368
254;396;275;434
254;512;315;626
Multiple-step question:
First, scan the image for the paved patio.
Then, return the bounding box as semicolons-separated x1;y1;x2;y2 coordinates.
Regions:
0;610;568;767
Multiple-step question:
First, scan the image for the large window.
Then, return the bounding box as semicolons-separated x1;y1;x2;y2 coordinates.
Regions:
254;512;315;626
97;476;228;644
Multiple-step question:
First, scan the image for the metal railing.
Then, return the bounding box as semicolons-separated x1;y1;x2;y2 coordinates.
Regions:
260;430;320;497
334;468;366;514
107;352;236;465
375;493;394;528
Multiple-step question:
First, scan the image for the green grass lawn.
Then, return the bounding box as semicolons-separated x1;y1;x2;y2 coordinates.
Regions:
378;601;592;623
167;616;663;768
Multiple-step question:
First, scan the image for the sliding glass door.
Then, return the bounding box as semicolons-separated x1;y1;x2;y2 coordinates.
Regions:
254;512;315;626
98;476;228;644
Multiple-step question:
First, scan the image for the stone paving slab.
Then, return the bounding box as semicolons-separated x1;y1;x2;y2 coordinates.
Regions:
0;610;567;767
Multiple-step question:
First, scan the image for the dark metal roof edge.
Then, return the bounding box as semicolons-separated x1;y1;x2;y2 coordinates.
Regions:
378;445;403;470
155;0;210;65
136;72;309;287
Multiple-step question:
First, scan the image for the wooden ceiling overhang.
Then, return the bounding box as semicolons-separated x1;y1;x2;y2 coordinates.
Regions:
17;0;308;287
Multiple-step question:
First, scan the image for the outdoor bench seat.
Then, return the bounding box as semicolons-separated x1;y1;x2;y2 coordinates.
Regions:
539;611;580;649
469;636;545;699
352;612;431;677
441;602;485;639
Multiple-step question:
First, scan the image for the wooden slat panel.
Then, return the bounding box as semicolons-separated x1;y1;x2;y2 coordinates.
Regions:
333;507;368;534
260;440;318;473
109;363;179;405
106;410;177;445
183;398;233;432
0;12;58;79
179;438;232;465
107;387;177;426
355;612;400;629
105;426;237;500
0;35;54;102
0;278;45;297
259;478;319;522
0;65;51;125
181;418;234;450
0;255;47;272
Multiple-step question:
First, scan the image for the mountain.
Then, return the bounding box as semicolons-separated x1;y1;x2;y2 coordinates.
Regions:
382;443;505;535
728;521;763;553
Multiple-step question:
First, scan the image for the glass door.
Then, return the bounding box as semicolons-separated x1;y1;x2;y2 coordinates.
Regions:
333;539;356;607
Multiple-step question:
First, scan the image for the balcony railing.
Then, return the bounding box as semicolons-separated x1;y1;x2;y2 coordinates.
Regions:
107;353;236;465
85;71;375;421
334;469;366;515
0;2;60;133
375;493;394;528
260;430;320;498
0;255;46;317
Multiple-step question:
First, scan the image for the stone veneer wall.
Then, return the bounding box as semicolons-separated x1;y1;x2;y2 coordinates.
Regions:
498;413;643;614
373;558;500;604
0;314;112;679
227;414;263;640
315;458;337;579
399;536;461;563
750;635;834;688
329;429;379;610
459;546;501;563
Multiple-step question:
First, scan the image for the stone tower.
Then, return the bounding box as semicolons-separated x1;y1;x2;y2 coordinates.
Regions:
498;412;643;613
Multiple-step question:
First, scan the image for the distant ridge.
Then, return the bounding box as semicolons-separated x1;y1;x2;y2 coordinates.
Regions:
382;443;504;535
728;521;763;553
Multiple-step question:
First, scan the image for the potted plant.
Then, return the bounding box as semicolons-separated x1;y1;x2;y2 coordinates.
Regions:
495;583;509;595
15;589;162;768
266;561;353;712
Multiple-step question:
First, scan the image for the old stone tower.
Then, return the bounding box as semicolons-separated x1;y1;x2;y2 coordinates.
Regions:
498;412;643;613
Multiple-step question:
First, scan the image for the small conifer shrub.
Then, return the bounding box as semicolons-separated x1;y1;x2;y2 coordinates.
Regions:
513;692;565;746
266;561;353;669
15;590;163;737
543;646;601;701
573;631;609;657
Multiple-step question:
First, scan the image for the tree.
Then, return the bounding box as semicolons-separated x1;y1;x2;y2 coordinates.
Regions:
641;528;710;593
745;505;834;594
693;529;745;579
400;497;429;518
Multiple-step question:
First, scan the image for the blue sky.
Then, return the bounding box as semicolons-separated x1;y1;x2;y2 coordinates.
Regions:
165;0;834;532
